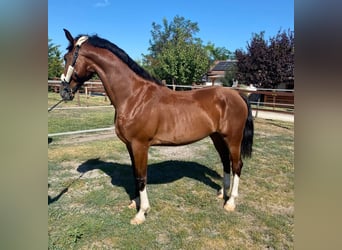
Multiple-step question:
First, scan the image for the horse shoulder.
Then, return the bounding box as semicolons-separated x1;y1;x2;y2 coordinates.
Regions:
114;85;163;142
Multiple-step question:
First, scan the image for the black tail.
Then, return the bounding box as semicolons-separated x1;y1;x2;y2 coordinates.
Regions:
240;94;254;158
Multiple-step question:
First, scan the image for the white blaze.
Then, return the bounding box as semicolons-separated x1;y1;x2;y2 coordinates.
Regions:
61;36;88;84
63;65;74;83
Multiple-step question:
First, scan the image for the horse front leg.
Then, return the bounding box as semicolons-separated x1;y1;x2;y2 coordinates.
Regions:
127;142;150;225
126;145;139;209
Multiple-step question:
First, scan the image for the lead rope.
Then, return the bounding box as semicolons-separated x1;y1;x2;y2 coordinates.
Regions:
48;99;64;112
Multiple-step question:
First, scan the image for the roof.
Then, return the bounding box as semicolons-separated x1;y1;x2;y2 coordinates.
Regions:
211;61;234;71
207;60;237;76
202;60;237;83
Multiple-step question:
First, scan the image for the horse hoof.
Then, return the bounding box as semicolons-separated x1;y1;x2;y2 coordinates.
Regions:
130;216;145;225
217;188;223;199
217;192;224;199
224;203;236;212
128;200;137;209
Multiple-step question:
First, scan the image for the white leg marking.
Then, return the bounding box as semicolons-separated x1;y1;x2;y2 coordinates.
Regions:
130;188;150;225
140;188;150;212
231;174;240;198
224;174;240;212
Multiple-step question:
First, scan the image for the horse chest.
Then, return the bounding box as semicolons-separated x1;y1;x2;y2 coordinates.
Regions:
115;112;153;143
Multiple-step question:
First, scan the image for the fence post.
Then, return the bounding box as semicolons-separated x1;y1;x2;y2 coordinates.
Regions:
85;86;89;99
255;96;260;118
77;90;81;106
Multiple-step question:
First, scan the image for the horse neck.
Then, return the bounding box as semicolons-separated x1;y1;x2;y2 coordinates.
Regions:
87;49;142;109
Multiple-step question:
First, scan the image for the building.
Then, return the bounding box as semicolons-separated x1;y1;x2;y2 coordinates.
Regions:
205;60;237;86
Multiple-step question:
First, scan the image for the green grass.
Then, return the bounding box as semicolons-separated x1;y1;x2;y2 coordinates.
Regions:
48;115;293;249
48;108;115;134
48;92;115;134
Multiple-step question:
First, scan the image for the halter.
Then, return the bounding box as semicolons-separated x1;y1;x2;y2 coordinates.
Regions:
60;36;88;100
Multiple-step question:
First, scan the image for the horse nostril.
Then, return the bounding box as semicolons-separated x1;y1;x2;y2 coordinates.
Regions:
69;93;75;100
60;89;74;101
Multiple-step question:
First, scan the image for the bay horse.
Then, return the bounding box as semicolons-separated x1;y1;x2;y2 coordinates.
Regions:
60;29;254;225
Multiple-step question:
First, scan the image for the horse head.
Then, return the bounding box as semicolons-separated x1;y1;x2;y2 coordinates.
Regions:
60;29;94;100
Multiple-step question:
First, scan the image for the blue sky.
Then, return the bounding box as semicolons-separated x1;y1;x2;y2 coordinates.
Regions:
48;0;294;60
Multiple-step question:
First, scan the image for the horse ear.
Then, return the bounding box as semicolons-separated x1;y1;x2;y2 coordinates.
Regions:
63;28;74;43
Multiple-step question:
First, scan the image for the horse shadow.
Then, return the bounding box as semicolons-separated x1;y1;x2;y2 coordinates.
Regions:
76;158;222;200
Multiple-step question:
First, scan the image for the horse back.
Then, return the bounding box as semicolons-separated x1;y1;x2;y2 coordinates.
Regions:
150;87;247;145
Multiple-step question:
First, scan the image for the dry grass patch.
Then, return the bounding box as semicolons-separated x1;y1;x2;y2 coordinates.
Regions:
48;118;293;249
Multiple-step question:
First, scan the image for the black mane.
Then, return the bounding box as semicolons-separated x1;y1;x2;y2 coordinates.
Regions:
68;34;162;85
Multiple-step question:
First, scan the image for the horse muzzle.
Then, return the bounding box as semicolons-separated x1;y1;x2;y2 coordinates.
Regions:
60;79;75;101
60;71;75;101
60;87;74;101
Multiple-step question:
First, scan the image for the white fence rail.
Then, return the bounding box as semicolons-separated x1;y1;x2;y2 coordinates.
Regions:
48;127;114;137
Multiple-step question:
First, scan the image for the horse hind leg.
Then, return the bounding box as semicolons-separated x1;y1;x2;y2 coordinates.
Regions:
224;144;243;212
210;133;231;200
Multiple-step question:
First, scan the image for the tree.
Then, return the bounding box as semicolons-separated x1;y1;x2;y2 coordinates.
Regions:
235;30;294;89
204;42;234;65
267;29;294;88
147;16;200;58
143;16;209;85
48;38;63;79
235;32;269;87
153;34;209;85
